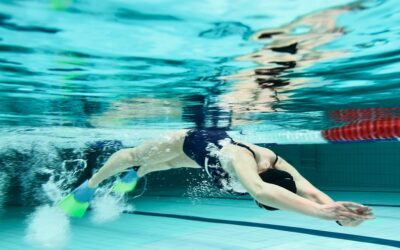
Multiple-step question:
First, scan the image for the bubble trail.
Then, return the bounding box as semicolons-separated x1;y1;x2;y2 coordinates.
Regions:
25;205;71;250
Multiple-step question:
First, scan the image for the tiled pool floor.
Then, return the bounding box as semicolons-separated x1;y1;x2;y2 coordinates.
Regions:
1;192;399;250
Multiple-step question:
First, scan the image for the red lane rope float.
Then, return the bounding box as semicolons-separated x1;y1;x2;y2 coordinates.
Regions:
322;118;400;142
328;107;400;123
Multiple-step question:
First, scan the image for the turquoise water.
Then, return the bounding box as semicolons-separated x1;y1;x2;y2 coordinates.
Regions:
0;0;400;249
1;0;399;134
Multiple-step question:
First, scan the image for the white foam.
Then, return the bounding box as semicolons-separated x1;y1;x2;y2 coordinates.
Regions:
25;205;70;250
185;179;217;204
90;190;134;224
41;173;66;205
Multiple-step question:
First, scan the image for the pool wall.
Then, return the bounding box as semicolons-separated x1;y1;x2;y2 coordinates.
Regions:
145;141;400;198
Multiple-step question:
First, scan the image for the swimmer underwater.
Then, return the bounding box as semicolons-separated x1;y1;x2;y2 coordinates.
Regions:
59;129;374;227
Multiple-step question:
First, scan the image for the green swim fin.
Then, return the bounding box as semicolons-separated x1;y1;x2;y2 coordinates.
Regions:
112;169;138;194
112;180;138;193
58;193;90;218
58;180;95;218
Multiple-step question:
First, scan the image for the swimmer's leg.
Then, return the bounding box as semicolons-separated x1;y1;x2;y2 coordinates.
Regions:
88;131;185;188
58;131;185;217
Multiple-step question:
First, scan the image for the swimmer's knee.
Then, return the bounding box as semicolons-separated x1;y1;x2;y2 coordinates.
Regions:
117;148;138;164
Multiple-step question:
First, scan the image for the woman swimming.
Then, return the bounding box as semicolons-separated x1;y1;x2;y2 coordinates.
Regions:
60;129;373;226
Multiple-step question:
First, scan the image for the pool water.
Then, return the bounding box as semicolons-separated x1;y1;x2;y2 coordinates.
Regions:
1;194;400;249
0;0;399;249
1;0;399;133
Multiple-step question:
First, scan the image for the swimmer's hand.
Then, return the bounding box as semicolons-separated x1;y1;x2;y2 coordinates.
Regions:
317;202;374;221
337;206;374;227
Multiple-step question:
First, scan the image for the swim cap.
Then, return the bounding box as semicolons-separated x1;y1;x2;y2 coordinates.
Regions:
255;168;297;211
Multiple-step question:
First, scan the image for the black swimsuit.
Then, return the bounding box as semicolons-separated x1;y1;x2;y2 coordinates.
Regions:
183;129;265;194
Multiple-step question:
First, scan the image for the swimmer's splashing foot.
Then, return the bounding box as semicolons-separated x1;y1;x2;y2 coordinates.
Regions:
58;180;96;218
111;169;138;194
58;169;139;218
58;144;141;218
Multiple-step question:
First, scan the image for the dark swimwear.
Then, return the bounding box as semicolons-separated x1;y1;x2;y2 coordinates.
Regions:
183;129;278;194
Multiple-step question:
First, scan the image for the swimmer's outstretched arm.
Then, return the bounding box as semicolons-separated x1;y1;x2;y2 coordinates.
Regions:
230;149;372;222
273;157;335;204
271;157;373;225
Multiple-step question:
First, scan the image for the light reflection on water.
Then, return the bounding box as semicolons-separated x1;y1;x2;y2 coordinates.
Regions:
0;0;399;133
